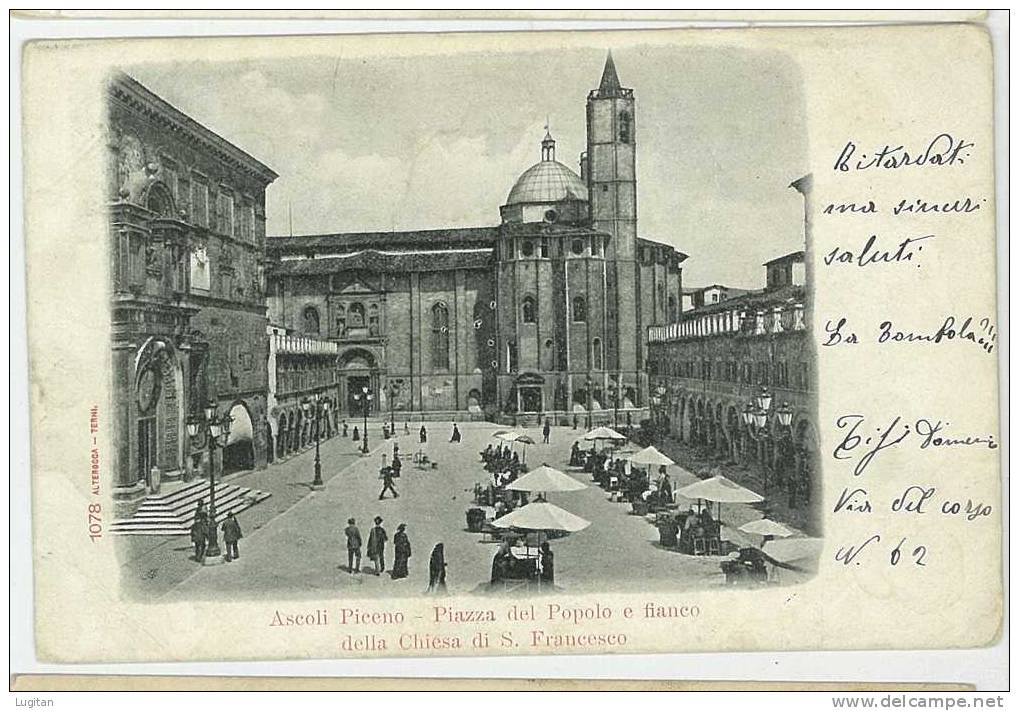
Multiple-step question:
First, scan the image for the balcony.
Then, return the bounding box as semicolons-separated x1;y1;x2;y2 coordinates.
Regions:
273;333;339;356
649;302;806;344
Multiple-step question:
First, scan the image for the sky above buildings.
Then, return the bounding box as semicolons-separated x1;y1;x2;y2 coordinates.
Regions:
128;43;807;289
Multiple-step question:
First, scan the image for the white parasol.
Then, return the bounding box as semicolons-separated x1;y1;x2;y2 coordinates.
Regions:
677;475;764;504
506;464;586;493
677;475;765;523
582;426;626;442
629;445;675;467
491;501;591;533
762;537;823;569
739;518;798;539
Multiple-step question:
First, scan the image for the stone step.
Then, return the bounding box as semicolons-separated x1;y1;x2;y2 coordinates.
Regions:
110;485;271;536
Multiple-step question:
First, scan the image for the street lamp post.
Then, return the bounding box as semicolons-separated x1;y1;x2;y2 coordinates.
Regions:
607;376;620;429
302;392;330;489
353;385;372;455
387;380;397;433
653;383;667;438
584;375;593;430
186;400;233;562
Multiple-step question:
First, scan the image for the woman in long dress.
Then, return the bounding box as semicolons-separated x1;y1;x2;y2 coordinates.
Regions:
428;543;447;593
391;524;411;579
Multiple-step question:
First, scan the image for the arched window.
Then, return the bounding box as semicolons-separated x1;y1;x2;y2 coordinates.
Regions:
521;295;537;324
302;305;320;335
431;302;450;370
592;337;603;370
572;295;587;322
619;111;632;144
521;240;535;258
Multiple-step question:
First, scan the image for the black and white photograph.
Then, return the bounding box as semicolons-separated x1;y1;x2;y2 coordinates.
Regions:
105;44;820;600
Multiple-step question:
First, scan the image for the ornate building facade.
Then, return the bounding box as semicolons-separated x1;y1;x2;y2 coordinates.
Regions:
646;177;817;515
266;54;687;442
107;73;277;499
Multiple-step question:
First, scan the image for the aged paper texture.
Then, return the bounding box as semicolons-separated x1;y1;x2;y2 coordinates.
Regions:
23;24;1001;663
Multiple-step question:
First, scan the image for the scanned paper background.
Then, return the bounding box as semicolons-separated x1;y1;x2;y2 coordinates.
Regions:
23;24;1000;663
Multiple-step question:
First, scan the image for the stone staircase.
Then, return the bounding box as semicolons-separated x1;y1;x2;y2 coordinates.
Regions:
110;480;272;536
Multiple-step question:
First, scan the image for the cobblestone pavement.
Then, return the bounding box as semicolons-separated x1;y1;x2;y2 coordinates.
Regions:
145;422;792;600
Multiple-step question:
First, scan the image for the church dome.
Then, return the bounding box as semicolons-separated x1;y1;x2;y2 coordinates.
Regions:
505;159;588;206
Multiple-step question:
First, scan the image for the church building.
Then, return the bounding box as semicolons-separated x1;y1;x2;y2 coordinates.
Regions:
266;54;687;427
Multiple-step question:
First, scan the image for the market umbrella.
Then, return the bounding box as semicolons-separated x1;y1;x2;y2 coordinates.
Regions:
630;445;675;467
491;501;591;590
583;426;626;442
677;475;764;504
762;537;823;571
514;434;537;463
491;501;591;533
677;475;764;523
505;464;586;494
492;430;511;438
496;430;521;441
739;518;797;539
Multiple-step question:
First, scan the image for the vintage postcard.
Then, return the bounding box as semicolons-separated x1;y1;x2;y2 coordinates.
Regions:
21;23;1001;663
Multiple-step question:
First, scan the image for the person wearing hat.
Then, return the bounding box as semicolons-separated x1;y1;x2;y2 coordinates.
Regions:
221;511;243;562
344;517;362;574
367;516;389;576
391;523;411;580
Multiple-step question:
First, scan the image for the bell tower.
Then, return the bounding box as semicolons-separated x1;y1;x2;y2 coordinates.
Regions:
586;51;639;383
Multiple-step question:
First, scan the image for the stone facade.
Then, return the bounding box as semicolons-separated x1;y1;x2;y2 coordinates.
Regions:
646;178;818;513
107;72;277;498
266;54;687;428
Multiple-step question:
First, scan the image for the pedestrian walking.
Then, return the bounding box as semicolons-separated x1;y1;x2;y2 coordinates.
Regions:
221;511;242;562
391;523;411;579
342;419;348;437
450;422;461;443
367;516;388;575
404;421;410;435
419;425;428;443
189;510;208;563
572;413;578;430
542;418;551;444
392;452;402;478
428;543;447;593
352;425;360;442
379;465;399;499
344;517;362;573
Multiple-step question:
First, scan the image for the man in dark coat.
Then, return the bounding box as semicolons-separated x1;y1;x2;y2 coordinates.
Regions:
450;423;461;443
221;511;242;562
344;517;362;574
379;466;399;499
189;511;208;563
419;425;428;443
367;516;388;575
391;453;402;478
542;418;551;444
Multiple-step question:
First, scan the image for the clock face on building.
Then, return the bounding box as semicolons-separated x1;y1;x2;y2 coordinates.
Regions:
136;367;160;413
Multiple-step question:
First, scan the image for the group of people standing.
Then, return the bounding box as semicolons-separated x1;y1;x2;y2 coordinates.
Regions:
188;499;243;564
342;516;448;592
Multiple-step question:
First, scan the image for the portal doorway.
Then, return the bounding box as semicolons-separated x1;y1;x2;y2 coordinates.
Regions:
519;386;543;413
348;375;371;416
